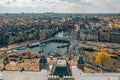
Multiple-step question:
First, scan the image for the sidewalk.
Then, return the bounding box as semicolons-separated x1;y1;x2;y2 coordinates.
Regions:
71;66;120;80
0;69;48;80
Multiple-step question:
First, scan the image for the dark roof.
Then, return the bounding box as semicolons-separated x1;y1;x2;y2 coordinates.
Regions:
39;56;47;63
48;51;57;57
78;56;84;64
52;60;72;77
53;66;72;77
90;30;99;34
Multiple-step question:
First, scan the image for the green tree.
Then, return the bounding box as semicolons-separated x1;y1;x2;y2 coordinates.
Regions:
15;36;21;42
28;34;35;40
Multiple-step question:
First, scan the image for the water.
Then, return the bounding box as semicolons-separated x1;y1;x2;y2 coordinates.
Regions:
54;31;64;38
54;31;69;38
18;42;68;55
17;31;69;55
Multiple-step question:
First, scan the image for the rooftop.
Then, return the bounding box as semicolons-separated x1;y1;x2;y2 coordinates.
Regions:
56;60;67;67
39;56;47;64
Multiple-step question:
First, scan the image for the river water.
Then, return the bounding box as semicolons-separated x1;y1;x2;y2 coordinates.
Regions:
17;31;69;55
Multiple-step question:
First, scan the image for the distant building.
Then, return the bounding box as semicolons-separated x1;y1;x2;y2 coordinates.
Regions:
75;24;80;32
110;32;120;43
79;30;89;40
48;59;74;80
0;30;9;46
39;30;47;40
80;23;87;30
99;31;110;42
77;55;84;71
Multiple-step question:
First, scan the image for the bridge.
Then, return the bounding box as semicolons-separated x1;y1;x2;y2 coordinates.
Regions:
41;37;71;43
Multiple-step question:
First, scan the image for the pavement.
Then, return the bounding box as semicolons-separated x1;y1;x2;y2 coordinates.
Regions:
0;69;48;80
0;65;51;80
71;66;120;80
1;66;120;80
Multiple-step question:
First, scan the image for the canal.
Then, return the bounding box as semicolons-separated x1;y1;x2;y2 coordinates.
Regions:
17;31;69;55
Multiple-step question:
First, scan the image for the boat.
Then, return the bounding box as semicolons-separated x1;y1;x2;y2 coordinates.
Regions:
57;44;69;48
28;42;41;48
83;47;95;52
42;44;46;46
12;49;18;53
7;50;12;53
48;51;58;57
17;46;26;50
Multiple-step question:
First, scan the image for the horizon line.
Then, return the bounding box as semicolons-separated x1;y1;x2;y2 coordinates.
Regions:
0;12;120;14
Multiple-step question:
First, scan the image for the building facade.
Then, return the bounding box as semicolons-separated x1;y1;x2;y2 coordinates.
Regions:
110;32;120;43
99;31;110;42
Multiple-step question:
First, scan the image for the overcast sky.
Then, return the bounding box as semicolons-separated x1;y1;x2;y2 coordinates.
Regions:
0;0;120;13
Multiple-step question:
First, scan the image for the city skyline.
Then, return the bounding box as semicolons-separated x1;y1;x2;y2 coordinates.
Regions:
0;0;120;13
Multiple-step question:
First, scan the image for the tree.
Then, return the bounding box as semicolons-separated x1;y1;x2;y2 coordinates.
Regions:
113;24;120;29
28;34;35;40
15;36;21;42
25;51;34;59
95;51;110;67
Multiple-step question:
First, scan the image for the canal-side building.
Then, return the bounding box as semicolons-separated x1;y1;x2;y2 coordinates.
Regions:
77;55;84;71
87;30;99;41
110;32;120;43
79;30;89;40
99;31;110;42
48;59;74;80
4;54;40;71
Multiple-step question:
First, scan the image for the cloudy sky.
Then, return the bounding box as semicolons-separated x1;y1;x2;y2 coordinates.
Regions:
0;0;120;13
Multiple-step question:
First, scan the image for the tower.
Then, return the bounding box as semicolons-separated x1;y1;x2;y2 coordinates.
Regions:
39;56;47;69
77;55;84;71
